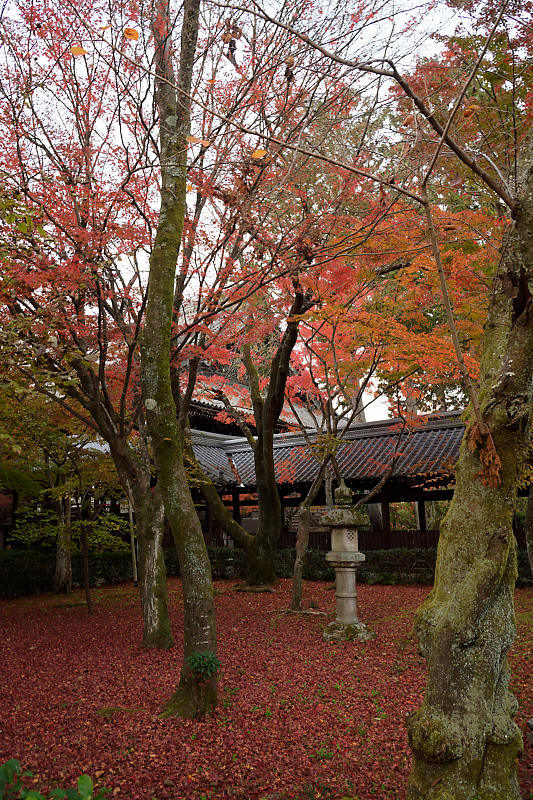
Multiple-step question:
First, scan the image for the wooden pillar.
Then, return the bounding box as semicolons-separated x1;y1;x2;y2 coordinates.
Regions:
381;500;391;549
232;488;241;524
417;500;427;532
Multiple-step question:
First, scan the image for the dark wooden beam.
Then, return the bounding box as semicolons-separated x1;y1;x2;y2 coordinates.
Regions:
232;488;241;524
417;500;427;532
381;500;391;548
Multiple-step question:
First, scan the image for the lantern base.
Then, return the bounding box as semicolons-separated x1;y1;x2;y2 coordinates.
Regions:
322;619;373;642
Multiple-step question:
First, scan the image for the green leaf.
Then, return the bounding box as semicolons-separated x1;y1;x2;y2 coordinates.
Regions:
3;759;21;780
77;775;93;799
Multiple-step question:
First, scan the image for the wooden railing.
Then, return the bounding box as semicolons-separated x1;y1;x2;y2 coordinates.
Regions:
278;528;440;551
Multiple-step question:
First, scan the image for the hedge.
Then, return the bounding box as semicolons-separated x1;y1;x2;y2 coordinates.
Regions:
0;545;531;598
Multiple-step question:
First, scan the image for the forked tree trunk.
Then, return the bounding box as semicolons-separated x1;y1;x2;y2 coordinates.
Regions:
238;290;313;586
407;132;533;799
141;0;217;717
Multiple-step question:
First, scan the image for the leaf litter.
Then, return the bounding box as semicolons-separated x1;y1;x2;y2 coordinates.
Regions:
1;579;531;799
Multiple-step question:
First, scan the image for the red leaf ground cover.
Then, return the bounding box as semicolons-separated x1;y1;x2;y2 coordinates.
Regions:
1;579;532;799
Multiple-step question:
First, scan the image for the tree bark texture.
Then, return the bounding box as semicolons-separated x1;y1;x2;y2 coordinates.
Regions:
407;133;533;800
54;497;72;594
240;289;313;585
291;505;311;611
81;523;93;614
524;484;533;577
131;483;173;649
141;0;217;717
291;460;329;610
106;433;173;650
128;495;139;586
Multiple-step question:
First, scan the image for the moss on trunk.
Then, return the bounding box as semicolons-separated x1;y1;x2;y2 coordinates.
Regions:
160;672;217;720
134;491;173;650
524;485;533;577
291;506;311;611
244;535;277;586
54;499;72;595
407;132;533;799
140;0;217;717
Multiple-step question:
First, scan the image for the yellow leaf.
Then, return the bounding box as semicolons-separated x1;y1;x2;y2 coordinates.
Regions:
124;28;139;41
70;46;88;56
251;148;267;159
186;135;202;144
464;104;480;118
186;183;194;191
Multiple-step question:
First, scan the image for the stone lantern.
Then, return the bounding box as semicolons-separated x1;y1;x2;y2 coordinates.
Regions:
321;480;372;642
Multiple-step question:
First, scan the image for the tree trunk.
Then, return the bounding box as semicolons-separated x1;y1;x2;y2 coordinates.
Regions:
133;488;173;649
128;495;139;586
249;452;281;585
291;460;329;610
291;505;311;611
141;0;217;717
325;474;334;508
81;523;92;614
54;496;72;594
367;503;383;531
236;291;313;586
155;449;218;719
110;443;173;650
407;132;533;799
524;484;533;577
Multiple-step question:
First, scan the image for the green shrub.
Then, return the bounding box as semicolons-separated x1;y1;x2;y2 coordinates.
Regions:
11;506;129;554
0;545;530;599
186;651;221;680
0;760;107;800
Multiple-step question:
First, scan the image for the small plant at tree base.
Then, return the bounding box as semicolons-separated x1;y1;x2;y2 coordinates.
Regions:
185;651;221;681
0;760;108;800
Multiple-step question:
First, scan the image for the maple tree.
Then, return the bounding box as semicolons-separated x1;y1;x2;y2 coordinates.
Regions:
1;0;531;762
170;0;532;791
240;1;532;796
140;0;220;718
141;0;372;594
0;0;174;649
0;369;107;591
284;304;394;611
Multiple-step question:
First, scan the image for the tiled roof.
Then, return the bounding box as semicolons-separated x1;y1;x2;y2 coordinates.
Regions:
190;430;240;485
190;395;318;429
191;412;464;491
